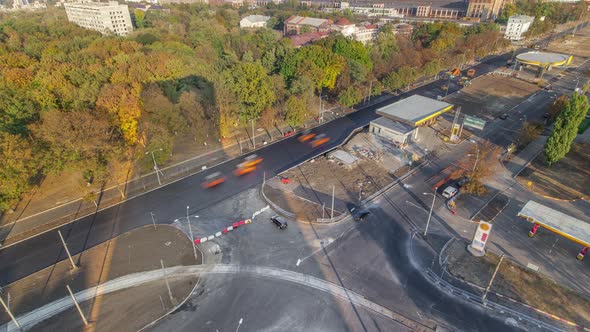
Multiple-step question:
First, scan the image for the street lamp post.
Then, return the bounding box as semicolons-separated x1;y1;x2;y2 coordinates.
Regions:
186;206;198;260
146;149;163;185
444;74;452;97
236;318;244;332
469;140;480;172
423;189;437;236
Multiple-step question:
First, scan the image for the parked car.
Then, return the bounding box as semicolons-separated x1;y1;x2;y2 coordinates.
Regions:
499;113;509;120
270;216;288;230
442;186;458;199
457;177;469;188
348;204;370;221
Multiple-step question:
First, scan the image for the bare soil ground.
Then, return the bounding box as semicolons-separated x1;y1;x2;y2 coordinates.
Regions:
265;132;409;221
516;142;590;199
445;75;540;121
38;277;195;332
0;225;199;327
446;239;590;327
545;24;590;66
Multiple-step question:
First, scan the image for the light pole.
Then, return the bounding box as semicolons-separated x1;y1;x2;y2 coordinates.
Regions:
236;318;244;332
318;93;323;124
146;149;163;185
423;189;436;236
186;206;198;260
469;140;480;172
444;74;452;97
251;119;255;149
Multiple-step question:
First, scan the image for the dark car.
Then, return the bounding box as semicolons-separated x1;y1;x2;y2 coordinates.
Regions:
499;114;509;120
270;216;288;229
348;204;370;221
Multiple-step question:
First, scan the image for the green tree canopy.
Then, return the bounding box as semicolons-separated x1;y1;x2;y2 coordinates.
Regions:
224;61;276;121
545;92;589;165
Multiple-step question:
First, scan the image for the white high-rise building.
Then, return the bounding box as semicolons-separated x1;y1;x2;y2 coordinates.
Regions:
504;14;534;40
64;1;133;36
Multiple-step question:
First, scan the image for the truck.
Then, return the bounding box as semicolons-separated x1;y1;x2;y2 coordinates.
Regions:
449;67;461;77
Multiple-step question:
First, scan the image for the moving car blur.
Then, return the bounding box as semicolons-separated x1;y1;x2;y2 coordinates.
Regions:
201;172;226;189
310;134;330;148
234;154;263;176
298;132;316;143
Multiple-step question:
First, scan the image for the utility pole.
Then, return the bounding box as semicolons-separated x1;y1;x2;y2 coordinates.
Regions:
330;185;335;220
0;296;19;329
424;189;436;236
318;93;322;124
483;255;504;301
251;119;256;149
146;149;163;185
58;230;77;270
160;259;175;304
187;206;198;260
66;285;89;326
150;212;157;230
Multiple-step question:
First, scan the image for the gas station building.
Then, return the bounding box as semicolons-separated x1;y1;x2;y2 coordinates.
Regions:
370;95;453;146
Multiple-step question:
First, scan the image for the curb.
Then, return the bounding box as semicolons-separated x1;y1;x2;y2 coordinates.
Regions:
513;176;588;203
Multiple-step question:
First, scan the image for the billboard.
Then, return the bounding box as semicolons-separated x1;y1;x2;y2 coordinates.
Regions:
471;221;492;252
463;115;486;130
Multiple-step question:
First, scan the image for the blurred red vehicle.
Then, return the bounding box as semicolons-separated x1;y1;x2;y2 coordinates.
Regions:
201;172;226;189
238;154;263;169
298;132;316;143
233;166;257;176
310;134;330;148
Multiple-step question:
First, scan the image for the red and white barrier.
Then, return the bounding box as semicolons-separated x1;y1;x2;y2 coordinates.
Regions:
194;219;252;244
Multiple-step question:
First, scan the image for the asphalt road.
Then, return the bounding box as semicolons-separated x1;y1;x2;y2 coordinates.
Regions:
0;22;585;287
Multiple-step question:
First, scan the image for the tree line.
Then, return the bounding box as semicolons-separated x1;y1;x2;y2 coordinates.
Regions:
0;4;508;212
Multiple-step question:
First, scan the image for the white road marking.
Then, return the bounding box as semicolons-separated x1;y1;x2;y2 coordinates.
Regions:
296;259;301;266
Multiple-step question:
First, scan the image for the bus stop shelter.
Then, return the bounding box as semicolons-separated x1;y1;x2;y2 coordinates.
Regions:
518;200;590;260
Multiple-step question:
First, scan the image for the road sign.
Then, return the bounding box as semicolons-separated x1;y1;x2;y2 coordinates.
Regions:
463;115;486;130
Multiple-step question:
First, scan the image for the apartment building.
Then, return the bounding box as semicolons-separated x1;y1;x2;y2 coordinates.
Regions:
504;14;534;40
466;0;512;20
63;1;133;36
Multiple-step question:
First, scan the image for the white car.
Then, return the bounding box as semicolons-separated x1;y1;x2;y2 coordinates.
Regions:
442;186;458;199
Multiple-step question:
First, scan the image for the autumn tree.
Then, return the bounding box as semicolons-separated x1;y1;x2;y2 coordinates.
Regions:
546;94;568;123
461;140;501;196
96;83;143;145
545;92;589;165
0;133;36;211
285;95;307;127
518;122;544;148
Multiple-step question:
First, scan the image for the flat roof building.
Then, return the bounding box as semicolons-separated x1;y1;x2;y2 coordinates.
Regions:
376;95;453;127
64;1;133;36
370;95;453;146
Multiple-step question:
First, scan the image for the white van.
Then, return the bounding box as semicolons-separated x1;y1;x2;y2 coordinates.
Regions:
442;186;458;199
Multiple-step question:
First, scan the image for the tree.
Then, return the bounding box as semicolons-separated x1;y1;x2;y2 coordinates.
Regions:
518;122;544;148
224;62;275;122
461;140;501;196
422;60;441;78
0;132;36;212
497;3;517;24
284;95;307;127
134;9;146;29
544;92;589;165
546;94;568;123
338;85;363;107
